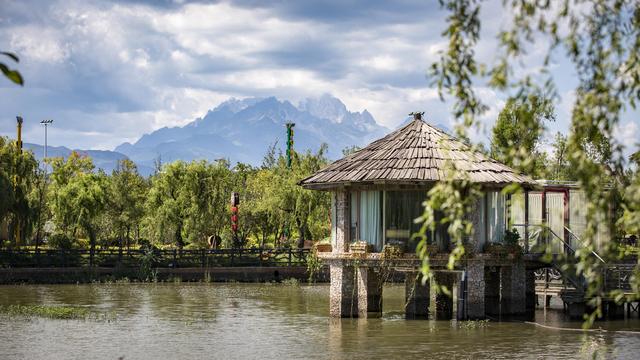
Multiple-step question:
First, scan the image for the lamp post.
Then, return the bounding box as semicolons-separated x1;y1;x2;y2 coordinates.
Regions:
35;119;52;252
40;120;53;174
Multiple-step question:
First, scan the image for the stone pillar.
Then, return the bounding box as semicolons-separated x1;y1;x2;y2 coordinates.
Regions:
405;272;430;319
567;301;585;319
525;269;536;314
357;266;383;318
333;190;350;253
465;260;485;319
329;262;358;317
606;301;625;320
500;262;526;316
485;267;500;317
435;271;454;320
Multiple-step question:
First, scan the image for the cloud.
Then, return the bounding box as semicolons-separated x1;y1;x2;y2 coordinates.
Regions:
0;0;637;153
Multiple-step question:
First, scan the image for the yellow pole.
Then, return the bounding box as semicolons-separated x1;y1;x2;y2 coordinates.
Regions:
14;116;23;246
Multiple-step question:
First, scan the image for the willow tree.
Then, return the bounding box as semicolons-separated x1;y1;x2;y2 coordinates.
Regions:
49;153;107;258
0;137;38;246
422;0;640;327
109;159;148;250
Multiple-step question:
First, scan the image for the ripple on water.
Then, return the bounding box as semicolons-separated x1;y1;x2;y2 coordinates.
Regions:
0;283;639;359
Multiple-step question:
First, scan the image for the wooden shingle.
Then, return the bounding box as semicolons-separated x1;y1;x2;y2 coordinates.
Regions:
299;119;535;189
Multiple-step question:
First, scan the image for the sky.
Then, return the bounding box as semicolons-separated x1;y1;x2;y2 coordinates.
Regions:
0;0;638;157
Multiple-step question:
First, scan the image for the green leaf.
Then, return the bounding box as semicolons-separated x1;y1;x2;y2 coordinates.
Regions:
0;52;19;63
0;63;24;85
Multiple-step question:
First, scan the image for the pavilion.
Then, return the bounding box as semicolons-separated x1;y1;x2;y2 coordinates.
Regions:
299;112;538;319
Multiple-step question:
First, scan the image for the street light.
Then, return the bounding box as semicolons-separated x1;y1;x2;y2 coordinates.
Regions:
40;119;53;174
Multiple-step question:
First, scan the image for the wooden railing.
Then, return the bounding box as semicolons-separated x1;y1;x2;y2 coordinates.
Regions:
0;248;310;268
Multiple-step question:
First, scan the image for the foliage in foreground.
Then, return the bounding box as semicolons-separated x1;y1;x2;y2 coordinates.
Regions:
425;0;640;328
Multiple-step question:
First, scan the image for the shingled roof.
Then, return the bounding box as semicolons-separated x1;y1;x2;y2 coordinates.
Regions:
299;116;535;189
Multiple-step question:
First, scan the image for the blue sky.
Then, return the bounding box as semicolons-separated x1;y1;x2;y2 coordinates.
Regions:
0;0;638;157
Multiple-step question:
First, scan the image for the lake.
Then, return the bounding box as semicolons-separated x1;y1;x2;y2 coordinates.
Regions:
1;283;639;359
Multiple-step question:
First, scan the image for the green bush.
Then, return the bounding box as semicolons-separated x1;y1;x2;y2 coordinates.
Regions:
47;233;75;250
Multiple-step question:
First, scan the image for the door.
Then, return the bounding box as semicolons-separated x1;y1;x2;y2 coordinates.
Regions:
545;192;565;254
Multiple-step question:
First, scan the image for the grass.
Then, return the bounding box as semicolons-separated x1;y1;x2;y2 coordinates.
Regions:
0;304;90;319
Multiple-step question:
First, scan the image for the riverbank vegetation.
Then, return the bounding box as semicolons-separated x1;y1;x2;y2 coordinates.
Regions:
0;142;331;252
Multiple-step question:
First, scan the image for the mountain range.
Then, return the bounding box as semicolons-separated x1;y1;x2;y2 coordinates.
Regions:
24;95;395;176
114;94;390;174
23;143;143;175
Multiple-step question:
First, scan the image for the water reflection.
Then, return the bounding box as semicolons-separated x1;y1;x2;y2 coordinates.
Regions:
0;284;639;359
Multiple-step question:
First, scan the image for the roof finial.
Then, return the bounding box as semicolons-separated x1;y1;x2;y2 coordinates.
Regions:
409;111;424;121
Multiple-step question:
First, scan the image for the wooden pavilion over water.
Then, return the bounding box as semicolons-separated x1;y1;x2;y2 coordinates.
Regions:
299;112;626;320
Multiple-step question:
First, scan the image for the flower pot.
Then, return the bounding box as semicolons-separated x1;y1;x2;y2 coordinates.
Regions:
315;243;332;253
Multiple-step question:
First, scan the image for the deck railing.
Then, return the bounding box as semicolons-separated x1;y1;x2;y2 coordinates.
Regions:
0;248;310;268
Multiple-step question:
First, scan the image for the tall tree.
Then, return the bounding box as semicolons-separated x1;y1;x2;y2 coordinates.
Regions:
548;132;574;181
490;96;555;178
0;137;38;246
49;153;106;257
109;159;148;250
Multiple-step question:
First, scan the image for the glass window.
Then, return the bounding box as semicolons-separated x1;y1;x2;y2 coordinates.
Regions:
359;191;382;251
350;191;358;243
330;192;336;247
487;191;506;243
384;191;431;252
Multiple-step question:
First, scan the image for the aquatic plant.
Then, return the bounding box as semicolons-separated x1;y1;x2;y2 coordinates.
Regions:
0;305;89;320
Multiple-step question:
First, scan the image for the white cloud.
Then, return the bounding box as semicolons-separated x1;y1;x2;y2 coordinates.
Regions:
0;0;637;154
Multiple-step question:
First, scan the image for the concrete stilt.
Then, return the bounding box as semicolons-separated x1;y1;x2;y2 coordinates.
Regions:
525;269;536;314
405;272;430;319
500;261;526;316
465;260;485;319
606;301;625;320
567;301;585;319
485;267;500;317
435;271;454;320
329;262;358;317
357;267;382;318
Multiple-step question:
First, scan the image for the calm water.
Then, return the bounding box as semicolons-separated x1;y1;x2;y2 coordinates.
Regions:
1;283;640;359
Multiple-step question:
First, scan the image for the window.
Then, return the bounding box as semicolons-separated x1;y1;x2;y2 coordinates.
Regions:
487;191;506;243
330;193;336;247
350;192;358;243
359;191;382;251
384;191;435;252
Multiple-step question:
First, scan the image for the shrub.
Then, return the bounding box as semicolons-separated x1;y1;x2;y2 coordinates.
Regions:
47;233;75;250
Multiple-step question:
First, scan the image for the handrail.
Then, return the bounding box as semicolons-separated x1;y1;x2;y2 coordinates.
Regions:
511;223;606;264
563;226;606;264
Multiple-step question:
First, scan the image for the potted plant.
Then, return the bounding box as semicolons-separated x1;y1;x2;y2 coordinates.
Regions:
484;228;523;256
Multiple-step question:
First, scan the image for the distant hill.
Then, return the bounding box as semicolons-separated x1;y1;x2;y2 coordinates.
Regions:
22;143;151;175
114;94;391;169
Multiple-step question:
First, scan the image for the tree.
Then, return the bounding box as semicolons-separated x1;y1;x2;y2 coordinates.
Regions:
48;152;95;237
548;132;574;181
0;137;38;246
428;0;640;327
490;96;554;178
143;160;235;248
108;159;148;250
49;153;107;258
